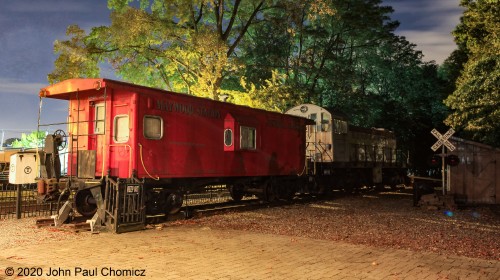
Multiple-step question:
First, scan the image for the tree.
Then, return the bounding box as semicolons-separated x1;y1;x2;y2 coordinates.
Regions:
49;0;266;100
2;138;20;148
11;131;46;149
444;0;500;146
48;25;100;83
239;0;399;108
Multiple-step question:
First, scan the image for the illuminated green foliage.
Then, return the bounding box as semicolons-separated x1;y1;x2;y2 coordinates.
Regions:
444;0;500;145
48;25;100;83
49;0;266;101
11;131;46;148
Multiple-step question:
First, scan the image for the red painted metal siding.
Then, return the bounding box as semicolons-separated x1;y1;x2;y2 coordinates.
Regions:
134;88;307;179
46;79;308;180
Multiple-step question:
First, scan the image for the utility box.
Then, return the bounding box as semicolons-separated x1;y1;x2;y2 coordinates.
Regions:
9;151;39;185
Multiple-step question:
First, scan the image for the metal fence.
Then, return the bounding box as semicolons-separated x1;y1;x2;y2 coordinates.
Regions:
0;171;8;188
0;184;66;219
0;184;236;220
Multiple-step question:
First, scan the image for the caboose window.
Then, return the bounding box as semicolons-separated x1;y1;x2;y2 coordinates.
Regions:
144;115;163;139
94;103;105;134
240;126;256;150
114;115;129;143
224;129;233;147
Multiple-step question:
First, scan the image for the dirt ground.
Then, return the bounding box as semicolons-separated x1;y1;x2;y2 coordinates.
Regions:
0;188;499;279
190;189;500;261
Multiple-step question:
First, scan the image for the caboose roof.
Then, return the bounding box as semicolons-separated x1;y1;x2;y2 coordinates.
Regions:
39;78;314;123
39;78;140;100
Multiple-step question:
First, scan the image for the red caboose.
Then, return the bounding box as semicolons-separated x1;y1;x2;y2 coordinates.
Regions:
37;79;310;223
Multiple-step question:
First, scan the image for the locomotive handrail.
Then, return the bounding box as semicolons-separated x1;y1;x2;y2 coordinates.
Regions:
306;140;333;162
315;141;333;162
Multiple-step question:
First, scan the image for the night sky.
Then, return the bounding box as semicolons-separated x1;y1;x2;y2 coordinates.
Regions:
0;0;464;140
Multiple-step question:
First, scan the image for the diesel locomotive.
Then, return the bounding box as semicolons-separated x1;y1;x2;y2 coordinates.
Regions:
29;78;405;232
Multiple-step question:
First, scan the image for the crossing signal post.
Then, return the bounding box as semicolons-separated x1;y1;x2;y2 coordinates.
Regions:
430;128;457;195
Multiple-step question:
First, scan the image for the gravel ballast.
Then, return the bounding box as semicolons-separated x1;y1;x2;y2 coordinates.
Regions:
192;190;500;261
1;189;499;261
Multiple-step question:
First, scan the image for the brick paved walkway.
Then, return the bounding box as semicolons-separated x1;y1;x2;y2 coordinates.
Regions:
0;225;499;280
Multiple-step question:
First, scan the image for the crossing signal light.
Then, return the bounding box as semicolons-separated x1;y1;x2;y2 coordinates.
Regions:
446;155;460;167
429;155;441;167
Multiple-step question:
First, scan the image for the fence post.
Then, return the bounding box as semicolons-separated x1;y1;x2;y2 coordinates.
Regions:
16;185;22;219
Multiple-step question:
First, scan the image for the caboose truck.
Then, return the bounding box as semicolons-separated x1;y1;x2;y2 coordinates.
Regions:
36;78;312;232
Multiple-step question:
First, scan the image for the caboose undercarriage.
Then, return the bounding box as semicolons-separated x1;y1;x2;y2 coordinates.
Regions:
33;128;317;232
39;174;317;233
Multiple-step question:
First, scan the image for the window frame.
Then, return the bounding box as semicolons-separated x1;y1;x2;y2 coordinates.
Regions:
143;115;163;140
333;119;348;134
224;128;233;147
240;126;257;150
113;114;130;143
94;103;105;135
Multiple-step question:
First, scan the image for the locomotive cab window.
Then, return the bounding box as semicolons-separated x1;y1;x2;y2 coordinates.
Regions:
94;103;105;134
308;113;324;132
114;115;129;143
320;112;331;132
144;115;163;140
333;119;348;134
224;129;233;147
308;113;317;122
240;126;256;150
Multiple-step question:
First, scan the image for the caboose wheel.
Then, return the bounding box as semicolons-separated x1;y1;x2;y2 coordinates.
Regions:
165;192;183;214
277;185;294;201
267;185;277;202
259;183;277;202
75;189;97;217
228;185;244;202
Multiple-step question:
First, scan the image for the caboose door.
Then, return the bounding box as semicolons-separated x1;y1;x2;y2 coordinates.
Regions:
108;94;136;178
87;102;106;177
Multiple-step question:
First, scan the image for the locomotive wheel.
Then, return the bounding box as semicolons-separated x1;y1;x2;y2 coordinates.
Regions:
165;192;183;214
74;189;97;217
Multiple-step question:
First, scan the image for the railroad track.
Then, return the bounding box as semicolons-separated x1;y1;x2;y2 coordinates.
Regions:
162;194;328;223
35;185;409;231
34;193;327;232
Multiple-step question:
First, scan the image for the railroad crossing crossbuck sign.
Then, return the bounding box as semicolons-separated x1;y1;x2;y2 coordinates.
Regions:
431;128;456;152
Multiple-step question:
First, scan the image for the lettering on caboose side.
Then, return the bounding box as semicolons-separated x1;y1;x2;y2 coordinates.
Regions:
266;118;302;132
155;100;221;119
